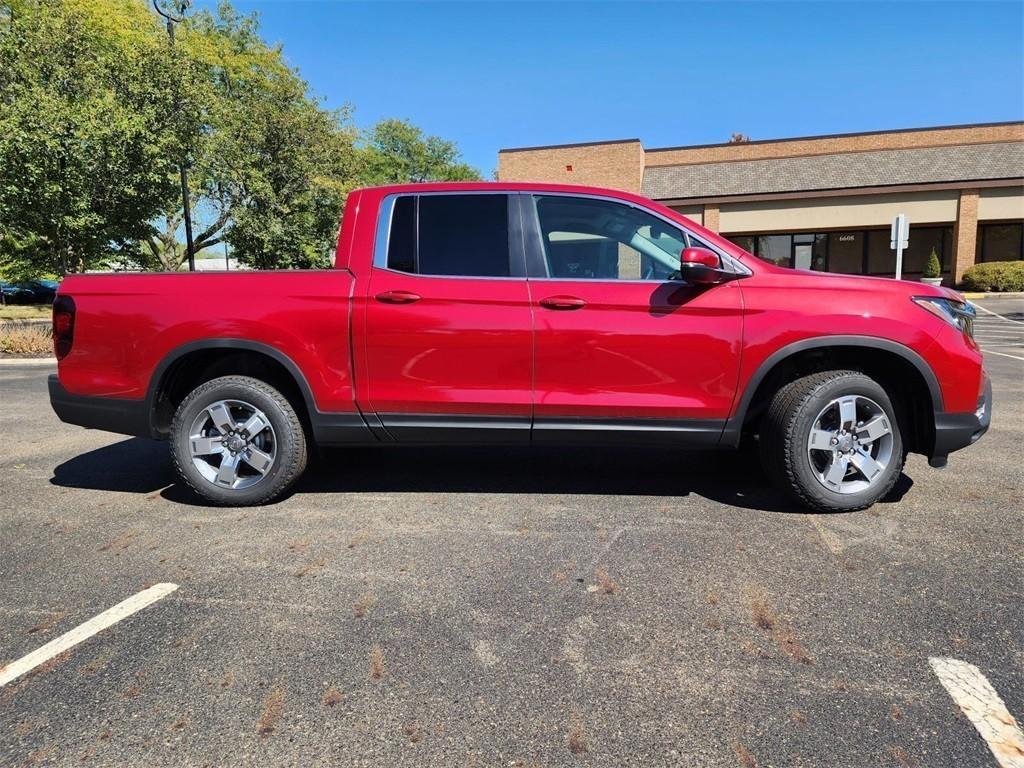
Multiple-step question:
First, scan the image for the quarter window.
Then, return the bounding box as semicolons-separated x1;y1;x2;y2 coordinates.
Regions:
532;195;691;280
385;194;512;277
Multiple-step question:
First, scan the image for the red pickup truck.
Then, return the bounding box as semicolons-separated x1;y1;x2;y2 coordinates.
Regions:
49;182;990;511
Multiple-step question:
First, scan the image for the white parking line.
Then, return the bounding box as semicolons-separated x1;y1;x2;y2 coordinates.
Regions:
930;657;1024;768
971;303;1024;323
0;583;178;687
983;349;1024;362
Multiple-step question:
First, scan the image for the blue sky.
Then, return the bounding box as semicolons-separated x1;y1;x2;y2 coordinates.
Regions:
194;1;1024;175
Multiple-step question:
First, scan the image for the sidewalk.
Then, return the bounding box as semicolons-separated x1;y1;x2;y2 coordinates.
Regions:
0;355;54;365
961;291;1024;300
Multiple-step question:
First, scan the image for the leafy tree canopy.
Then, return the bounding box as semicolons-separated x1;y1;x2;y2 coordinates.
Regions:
0;0;481;275
0;0;186;274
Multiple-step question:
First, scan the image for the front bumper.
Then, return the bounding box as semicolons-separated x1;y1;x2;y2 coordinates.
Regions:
928;374;992;467
48;374;152;438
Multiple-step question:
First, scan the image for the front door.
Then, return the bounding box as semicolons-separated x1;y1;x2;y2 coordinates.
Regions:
523;193;744;444
361;192;533;442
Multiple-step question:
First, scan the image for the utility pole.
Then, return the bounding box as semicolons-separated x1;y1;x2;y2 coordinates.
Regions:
152;0;195;272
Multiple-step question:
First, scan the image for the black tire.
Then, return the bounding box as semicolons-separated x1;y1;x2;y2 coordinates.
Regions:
171;375;307;506
759;370;904;513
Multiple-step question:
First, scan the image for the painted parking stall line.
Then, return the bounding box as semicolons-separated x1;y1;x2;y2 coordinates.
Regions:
967;303;1024;362
0;583;179;687
930;657;1024;768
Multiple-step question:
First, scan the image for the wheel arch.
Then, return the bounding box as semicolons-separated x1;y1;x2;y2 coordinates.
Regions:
146;339;318;439
723;335;942;455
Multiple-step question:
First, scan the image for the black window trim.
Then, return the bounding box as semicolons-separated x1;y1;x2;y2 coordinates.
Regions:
372;191;527;280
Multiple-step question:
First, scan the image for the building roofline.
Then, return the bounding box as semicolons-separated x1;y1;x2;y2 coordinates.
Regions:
497;121;1024;156
648;177;1024;206
498;138;642;154
644;120;1024;154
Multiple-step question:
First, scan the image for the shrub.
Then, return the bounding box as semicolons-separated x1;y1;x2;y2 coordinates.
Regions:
961;261;1024;292
923;248;941;279
0;323;52;355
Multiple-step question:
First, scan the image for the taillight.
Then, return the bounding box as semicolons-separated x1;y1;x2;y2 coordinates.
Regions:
52;295;75;360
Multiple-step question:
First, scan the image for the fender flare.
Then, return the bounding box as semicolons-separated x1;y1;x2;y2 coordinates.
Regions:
145;338;319;435
721;335;942;445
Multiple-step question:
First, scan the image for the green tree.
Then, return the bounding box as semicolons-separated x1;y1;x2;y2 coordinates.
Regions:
146;1;361;270
361;118;480;184
0;0;481;275
0;0;186;275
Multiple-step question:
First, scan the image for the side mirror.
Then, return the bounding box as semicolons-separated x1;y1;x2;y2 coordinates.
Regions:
678;247;729;285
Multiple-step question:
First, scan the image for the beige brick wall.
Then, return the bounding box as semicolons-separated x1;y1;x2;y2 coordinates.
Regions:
953;189;980;283
977;186;1024;220
497;140;645;193
702;204;720;232
644;123;1024;167
718;189;960;233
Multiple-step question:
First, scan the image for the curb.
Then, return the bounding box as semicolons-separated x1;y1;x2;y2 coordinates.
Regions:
962;291;1024;299
0;356;55;366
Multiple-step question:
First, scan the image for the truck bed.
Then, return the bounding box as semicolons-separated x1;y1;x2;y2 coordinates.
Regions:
55;270;356;412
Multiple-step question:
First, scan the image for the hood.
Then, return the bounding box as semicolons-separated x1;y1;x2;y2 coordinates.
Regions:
760;262;966;302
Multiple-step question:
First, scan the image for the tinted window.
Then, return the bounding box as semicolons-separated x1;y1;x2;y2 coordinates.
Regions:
828;232;863;274
533;195;688;280
385;194;511;277
419;195;510;277
387;196;416;273
756;235;791;267
979;223;1023;263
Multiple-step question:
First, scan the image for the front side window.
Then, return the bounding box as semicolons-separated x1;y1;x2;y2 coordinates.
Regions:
385;194;511;277
532;195;692;280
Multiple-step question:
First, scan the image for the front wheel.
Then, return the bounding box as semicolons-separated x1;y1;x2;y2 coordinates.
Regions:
171;376;308;506
760;370;904;512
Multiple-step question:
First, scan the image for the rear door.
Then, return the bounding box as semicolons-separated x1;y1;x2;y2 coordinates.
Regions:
361;192;533;442
522;193;744;444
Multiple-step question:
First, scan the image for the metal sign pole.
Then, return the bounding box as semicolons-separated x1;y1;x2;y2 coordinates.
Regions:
891;214;909;280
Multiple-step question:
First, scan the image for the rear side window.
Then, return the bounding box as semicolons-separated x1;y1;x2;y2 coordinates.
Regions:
385;194;511;277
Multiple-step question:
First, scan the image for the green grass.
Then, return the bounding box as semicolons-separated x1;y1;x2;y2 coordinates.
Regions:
0;304;51;320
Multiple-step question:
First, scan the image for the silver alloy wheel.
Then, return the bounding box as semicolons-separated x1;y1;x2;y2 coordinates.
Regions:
806;394;894;495
188;399;277;491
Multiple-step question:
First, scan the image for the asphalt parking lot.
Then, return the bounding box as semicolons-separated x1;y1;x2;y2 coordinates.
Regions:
1;299;1021;767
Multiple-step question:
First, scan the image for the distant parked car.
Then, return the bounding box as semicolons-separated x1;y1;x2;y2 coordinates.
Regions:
8;279;58;304
0;281;34;304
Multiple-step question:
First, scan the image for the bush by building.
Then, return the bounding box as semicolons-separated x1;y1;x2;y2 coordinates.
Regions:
961;261;1024;292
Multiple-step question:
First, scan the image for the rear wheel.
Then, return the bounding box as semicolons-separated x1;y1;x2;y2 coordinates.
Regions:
171;376;307;506
760;370;904;512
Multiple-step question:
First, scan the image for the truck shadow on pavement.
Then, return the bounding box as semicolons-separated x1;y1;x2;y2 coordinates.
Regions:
50;437;914;514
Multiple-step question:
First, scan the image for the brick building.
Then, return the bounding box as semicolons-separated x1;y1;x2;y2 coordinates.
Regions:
497;122;1024;283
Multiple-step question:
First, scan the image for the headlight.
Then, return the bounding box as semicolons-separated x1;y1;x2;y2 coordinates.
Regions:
912;296;975;337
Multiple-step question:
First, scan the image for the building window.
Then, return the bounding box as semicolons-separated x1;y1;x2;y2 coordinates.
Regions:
902;227;948;274
977;222;1024;262
726;235;755;254
725;225;953;276
866;230;892;275
827;232;863;274
756;235;791;267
